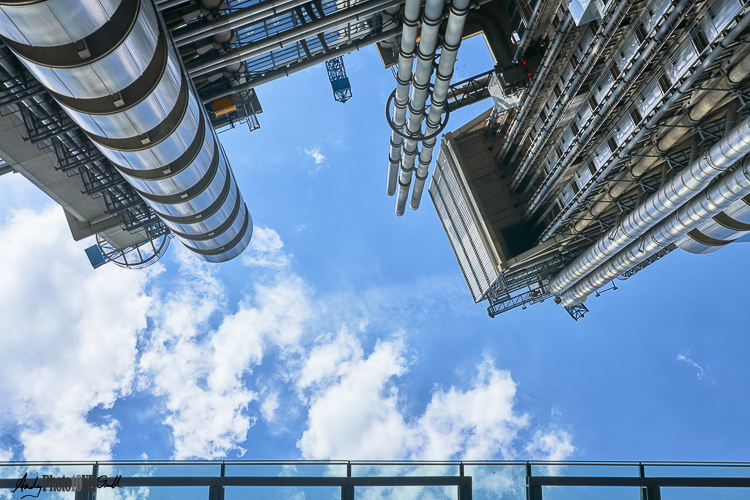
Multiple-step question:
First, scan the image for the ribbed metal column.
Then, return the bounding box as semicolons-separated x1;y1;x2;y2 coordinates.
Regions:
0;0;252;262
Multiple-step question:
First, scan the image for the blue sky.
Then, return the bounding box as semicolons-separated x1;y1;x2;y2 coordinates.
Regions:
0;34;749;464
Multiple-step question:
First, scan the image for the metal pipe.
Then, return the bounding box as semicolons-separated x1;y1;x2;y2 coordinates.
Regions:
540;4;750;242
386;0;421;196
509;0;632;190
204;28;401;103
512;0;541;64
408;0;472;210
159;0;191;10
560;154;750;306
189;0;403;76
0;0;253;261
394;0;446;215
569;49;750;235
174;0;304;46
524;0;693;219
550;109;750;296
495;11;573;167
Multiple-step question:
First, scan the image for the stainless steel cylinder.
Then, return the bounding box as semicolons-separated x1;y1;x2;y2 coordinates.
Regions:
0;0;252;262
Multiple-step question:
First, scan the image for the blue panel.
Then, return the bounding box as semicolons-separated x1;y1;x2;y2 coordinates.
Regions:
85;244;107;269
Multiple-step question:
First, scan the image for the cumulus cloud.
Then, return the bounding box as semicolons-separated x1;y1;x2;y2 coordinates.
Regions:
297;334;574;461
0;206;575;463
242;225;291;269
525;429;576;460
261;393;280;423
138;247;311;459
0;207;156;460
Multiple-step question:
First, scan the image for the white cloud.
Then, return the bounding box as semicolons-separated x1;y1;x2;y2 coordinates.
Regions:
304;147;328;172
242;225;291;269
525;429;576;460
0;206;156;460
297;337;571;461
677;351;711;382
261;393;280;423
0;208;575;464
0;446;12;461
305;147;326;165
137;246;312;459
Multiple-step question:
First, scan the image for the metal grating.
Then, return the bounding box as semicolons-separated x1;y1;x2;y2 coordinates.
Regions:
429;146;500;302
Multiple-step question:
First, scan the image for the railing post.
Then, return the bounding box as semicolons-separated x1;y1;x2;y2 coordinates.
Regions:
342;462;354;500
458;463;471;500
526;463;542;500
639;464;660;500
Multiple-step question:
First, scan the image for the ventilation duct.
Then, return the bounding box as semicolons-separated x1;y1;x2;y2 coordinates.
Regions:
0;0;251;262
550;113;750;296
560;155;750;306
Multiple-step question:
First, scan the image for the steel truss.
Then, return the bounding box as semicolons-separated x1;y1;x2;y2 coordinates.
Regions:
486;254;573;317
0;51;168;242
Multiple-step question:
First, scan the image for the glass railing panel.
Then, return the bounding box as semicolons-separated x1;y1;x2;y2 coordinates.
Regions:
350;464;460;478
350;464;462;500
465;464;525;500
98;463;221;478
225;485;339;500
660;487;750;500
357;485;456;500
542;486;639;500
0;463;94;500
225;463;347;478
645;465;750;478
98;485;208;500
531;464;640;477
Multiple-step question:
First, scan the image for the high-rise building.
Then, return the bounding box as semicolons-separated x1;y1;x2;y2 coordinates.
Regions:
402;0;750;319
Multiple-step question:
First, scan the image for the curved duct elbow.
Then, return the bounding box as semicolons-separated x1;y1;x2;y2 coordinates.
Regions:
0;0;252;262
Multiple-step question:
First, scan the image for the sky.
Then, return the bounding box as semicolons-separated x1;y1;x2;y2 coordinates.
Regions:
0;34;749;465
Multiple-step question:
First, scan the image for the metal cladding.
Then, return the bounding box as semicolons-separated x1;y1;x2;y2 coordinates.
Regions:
551;113;750;297
560;155;750;306
0;0;252;262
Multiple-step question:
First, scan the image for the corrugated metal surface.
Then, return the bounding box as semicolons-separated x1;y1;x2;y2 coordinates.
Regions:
429;145;499;302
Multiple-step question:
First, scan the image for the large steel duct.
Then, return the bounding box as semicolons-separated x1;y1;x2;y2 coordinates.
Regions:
394;0;445;215
0;0;252;262
408;0;471;210
559;154;750;306
539;1;749;241
550;112;750;296
386;0;421;197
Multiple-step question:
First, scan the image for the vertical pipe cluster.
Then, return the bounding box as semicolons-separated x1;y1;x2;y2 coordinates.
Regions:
394;0;445;215
386;0;421;197
409;0;471;210
0;0;252;262
494;11;573;167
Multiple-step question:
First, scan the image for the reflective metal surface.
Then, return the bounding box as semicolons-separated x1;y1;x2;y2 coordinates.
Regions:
0;0;252;261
